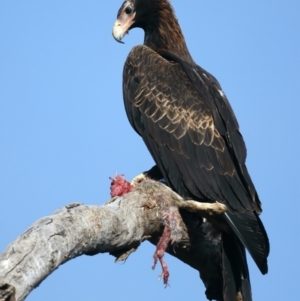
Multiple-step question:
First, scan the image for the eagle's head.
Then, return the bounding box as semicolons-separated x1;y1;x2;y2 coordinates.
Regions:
112;0;172;43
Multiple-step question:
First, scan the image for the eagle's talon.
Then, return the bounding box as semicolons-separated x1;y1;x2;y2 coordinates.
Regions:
131;173;147;186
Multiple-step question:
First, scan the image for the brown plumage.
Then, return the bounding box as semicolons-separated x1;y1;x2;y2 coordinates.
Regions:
113;1;269;300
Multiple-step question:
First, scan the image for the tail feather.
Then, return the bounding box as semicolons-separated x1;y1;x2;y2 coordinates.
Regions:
222;248;238;301
222;233;252;301
224;211;269;274
241;278;252;301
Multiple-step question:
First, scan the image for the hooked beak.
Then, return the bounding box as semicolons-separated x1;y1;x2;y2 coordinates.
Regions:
112;12;136;44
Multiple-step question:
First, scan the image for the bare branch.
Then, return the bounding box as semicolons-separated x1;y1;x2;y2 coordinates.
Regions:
0;179;223;301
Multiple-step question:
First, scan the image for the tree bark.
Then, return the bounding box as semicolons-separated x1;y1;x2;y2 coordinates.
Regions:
0;179;224;301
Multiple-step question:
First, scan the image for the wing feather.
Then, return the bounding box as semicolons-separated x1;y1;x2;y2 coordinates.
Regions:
124;45;255;208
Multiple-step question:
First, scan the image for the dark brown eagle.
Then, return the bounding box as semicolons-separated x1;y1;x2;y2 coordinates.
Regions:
112;1;269;300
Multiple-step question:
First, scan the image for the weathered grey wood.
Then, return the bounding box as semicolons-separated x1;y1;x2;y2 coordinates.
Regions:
0;179;223;301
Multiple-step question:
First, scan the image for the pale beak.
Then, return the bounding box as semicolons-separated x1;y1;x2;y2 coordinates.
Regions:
112;12;136;44
112;19;125;44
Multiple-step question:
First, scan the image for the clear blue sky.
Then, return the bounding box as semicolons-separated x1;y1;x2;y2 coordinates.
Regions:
1;1;299;300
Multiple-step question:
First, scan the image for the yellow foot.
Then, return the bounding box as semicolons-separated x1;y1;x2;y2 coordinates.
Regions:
131;173;147;186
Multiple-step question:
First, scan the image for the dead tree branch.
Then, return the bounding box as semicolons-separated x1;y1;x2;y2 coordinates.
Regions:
0;179;224;301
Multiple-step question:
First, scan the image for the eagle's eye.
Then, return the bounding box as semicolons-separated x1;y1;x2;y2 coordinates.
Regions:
125;6;133;14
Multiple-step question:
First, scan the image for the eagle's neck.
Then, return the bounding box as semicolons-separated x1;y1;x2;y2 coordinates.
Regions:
142;4;194;63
